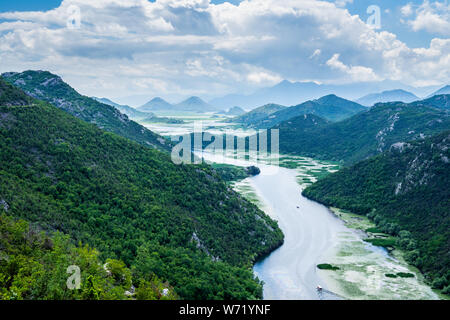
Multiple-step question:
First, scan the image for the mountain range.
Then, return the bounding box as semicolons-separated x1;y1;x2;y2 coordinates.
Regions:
1;71;169;151
273;95;450;164
356;89;419;106
209;80;444;109
139;96;219;113
93;97;152;120
237;95;366;128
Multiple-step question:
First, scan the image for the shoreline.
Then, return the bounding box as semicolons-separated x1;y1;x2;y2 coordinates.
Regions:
313;207;440;300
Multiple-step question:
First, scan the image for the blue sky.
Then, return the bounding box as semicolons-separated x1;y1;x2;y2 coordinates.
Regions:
0;0;448;103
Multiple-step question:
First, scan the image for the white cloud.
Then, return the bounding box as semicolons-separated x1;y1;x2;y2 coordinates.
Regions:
401;3;413;17
404;1;450;36
0;0;448;102
309;49;321;59
246;70;282;85
334;0;353;8
326;54;380;82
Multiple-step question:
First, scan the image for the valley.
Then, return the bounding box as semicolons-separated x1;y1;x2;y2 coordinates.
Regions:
1;0;449;307
1;72;448;301
136;114;442;300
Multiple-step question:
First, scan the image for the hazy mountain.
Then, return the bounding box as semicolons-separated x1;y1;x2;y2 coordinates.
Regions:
93;96;123;108
356;89;419;106
230;103;286;124
428;85;450;98
209;79;432;109
2;70;169;151
210;80;323;109
303;131;450;290
274;96;450;163
0;78;283;299
140;97;173;112
245;95;366;128
174;96;218;112
412;94;450;110
216;106;246;116
93;97;152;119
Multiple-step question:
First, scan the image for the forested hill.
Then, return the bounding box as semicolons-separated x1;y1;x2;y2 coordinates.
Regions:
229;103;286;126
1;71;169;152
276;99;450;164
245;95;365;128
0;80;283;299
0;214;177;300
411;94;450;110
0;79;32;106
303;131;450;290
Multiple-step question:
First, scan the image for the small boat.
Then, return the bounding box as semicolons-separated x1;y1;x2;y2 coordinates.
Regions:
316;285;323;291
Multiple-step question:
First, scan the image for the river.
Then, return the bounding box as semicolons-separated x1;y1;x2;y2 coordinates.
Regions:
143;120;439;300
199;151;439;300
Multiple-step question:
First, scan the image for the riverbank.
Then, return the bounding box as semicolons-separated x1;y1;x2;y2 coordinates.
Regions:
316;208;441;300
244;155;439;300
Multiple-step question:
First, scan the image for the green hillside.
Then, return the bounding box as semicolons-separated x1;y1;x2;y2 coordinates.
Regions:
0;80;283;299
230;103;286;126
0;214;176;300
0;79;32;107
2;71;169;152
247;95;365;128
276;100;450;164
303;131;450;291
412;94;450;110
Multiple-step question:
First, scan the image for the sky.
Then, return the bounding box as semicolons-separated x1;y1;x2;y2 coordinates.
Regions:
0;0;449;105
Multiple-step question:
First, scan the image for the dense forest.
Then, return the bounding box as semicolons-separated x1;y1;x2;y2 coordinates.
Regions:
275;97;450;164
0;79;283;299
0;214;177;300
1;71;169;152
303;131;450;293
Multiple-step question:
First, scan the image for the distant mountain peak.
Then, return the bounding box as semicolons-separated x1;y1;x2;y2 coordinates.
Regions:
140;97;173;112
150;97;168;103
428;85;450;98
175;96;218;112
181;96;207;103
356;89;419;106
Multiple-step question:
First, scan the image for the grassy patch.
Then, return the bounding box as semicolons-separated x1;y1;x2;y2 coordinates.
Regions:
317;263;340;271
279;160;299;169
365;238;396;248
365;227;383;233
385;273;398;278
385;272;415;279
397;272;415;278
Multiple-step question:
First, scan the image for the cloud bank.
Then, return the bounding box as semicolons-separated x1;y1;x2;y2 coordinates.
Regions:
0;0;448;103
